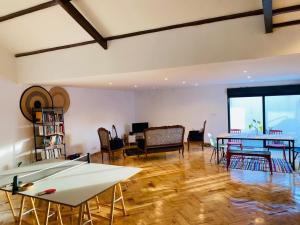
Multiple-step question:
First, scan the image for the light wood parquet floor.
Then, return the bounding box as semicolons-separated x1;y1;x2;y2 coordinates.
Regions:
1;145;300;225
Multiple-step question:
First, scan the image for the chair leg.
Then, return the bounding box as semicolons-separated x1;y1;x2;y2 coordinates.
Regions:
210;148;215;162
267;156;273;175
202;142;204;151
283;147;287;161
226;152;231;171
101;151;104;163
188;140;190;151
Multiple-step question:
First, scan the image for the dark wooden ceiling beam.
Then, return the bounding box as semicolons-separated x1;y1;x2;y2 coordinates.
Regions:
0;1;57;23
273;19;300;28
56;0;107;49
14;4;300;58
15;9;263;57
273;4;300;15
262;0;273;33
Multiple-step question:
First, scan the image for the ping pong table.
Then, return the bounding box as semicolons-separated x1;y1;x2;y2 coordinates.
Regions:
0;154;141;225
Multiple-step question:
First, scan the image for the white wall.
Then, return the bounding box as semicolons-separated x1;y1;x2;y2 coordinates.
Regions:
0;81;135;169
134;86;228;142
134;81;299;142
63;87;135;155
0;44;16;81
0;80;32;170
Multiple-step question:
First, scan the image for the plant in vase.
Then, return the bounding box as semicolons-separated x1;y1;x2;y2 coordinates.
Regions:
248;119;263;135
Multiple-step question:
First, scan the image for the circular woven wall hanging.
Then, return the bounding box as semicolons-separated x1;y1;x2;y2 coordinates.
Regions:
20;86;53;121
49;87;70;113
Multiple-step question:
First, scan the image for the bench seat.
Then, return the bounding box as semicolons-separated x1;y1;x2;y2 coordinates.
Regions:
227;149;272;174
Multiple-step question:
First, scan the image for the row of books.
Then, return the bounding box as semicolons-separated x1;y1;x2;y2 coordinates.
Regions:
36;124;64;136
45;135;64;146
40;148;62;160
35;112;63;123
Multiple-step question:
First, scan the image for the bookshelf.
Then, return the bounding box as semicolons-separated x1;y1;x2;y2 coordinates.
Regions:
32;107;66;161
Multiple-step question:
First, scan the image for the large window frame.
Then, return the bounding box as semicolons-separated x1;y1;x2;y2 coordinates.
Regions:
227;84;300;147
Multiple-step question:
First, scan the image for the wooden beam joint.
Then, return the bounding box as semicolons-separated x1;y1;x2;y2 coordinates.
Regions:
56;0;107;49
262;0;273;33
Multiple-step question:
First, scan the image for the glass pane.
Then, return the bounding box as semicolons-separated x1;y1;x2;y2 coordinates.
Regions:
265;95;300;147
229;97;263;131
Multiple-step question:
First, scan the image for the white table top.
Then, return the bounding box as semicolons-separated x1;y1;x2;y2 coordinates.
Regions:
0;162;141;207
217;133;295;141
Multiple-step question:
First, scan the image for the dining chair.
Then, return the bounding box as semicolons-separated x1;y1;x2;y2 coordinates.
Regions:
208;133;226;162
97;127;125;162
227;129;243;150
267;129;286;161
188;120;206;151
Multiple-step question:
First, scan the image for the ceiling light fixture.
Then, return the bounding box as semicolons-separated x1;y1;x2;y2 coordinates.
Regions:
243;70;248;73
134;84;138;88
164;77;168;81
108;82;113;85
247;75;252;79
182;81;186;84
194;83;199;86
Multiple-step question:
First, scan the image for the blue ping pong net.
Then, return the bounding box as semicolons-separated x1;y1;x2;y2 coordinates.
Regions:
12;153;90;194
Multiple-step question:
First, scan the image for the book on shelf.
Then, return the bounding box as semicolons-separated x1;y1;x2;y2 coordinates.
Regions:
35;112;43;123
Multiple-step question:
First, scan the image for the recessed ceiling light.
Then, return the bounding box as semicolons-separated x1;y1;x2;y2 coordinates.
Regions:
182;81;186;84
164;77;168;81
108;82;113;85
194;83;199;86
247;75;252;79
243;70;248;73
134;84;138;88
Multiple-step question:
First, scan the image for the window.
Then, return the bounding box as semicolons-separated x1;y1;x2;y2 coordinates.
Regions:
229;97;263;131
227;84;300;147
265;95;300;145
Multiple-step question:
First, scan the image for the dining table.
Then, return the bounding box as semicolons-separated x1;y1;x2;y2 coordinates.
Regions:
216;133;296;170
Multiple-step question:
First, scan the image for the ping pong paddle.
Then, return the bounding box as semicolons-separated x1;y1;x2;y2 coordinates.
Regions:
37;188;56;196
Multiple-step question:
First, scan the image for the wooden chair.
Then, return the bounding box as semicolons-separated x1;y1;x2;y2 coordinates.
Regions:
188;120;206;151
267;129;286;161
227;129;243;150
97;127;125;162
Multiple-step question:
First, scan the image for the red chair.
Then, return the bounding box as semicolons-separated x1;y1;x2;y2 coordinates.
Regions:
267;129;286;161
227;129;243;150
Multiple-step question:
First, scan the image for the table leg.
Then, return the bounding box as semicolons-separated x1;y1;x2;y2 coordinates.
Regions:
216;138;219;164
85;202;93;225
57;204;63;225
77;204;84;225
44;202;51;225
292;140;295;170
118;183;127;216
18;196;25;225
29;197;40;225
288;141;291;165
5;191;17;220
109;185;117;225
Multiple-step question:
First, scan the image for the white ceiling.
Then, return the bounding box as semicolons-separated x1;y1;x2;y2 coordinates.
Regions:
2;0;300;90
0;0;299;53
41;53;300;90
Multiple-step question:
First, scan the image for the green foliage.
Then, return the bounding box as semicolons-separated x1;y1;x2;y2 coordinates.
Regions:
248;119;263;132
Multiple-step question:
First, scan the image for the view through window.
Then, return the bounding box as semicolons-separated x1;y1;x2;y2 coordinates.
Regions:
228;94;300;147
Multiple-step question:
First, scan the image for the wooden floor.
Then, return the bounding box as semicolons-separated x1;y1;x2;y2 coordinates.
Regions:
1;145;300;225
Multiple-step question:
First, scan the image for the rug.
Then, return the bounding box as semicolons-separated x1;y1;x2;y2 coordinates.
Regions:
223;157;293;173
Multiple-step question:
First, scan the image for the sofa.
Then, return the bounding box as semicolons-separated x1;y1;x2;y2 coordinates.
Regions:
137;125;185;157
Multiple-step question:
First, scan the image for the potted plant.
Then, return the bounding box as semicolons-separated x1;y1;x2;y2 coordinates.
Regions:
248;119;263;135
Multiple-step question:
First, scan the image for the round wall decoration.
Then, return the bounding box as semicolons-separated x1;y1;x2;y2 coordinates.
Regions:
20;86;53;121
49;87;70;113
